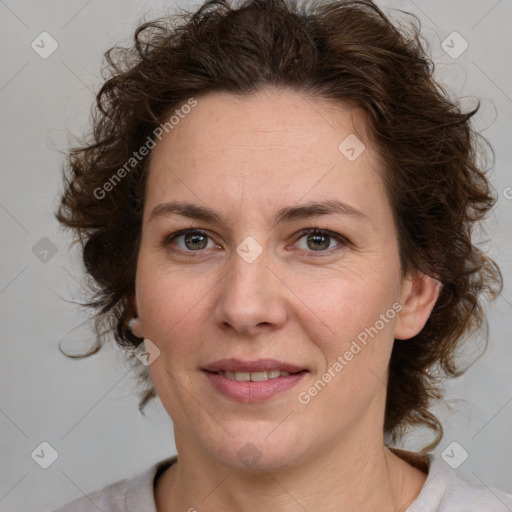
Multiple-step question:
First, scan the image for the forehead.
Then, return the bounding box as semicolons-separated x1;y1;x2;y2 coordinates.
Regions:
144;88;388;224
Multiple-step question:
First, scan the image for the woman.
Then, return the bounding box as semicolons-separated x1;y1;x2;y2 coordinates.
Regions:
51;0;511;510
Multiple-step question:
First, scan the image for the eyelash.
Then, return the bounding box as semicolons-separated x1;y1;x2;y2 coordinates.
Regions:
160;227;350;258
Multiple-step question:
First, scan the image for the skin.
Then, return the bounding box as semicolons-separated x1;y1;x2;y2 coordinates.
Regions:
131;87;440;511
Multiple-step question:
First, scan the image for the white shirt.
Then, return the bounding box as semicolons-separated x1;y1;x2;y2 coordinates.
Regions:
50;453;512;511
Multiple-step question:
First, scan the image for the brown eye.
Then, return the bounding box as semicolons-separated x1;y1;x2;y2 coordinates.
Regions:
294;228;348;256
182;232;209;250
306;232;331;251
162;229;216;253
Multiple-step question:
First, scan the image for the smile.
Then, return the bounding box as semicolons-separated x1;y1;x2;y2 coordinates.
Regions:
214;370;293;381
203;371;307;402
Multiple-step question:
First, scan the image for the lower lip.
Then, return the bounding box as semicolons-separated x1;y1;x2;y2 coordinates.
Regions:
203;371;307;402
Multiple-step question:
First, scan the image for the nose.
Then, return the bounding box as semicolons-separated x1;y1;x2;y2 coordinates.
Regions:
213;246;289;337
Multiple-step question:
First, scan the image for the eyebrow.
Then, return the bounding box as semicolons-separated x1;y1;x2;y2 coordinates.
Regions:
148;199;369;226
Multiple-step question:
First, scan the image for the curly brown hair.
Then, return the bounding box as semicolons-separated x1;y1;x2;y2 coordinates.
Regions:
56;0;503;450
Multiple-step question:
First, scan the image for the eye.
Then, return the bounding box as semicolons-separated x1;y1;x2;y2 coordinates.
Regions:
292;228;348;256
161;227;349;258
161;229;218;254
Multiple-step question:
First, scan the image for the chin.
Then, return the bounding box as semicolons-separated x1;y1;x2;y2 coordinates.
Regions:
200;422;311;472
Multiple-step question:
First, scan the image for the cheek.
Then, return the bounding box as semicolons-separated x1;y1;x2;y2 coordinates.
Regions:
290;267;397;347
290;269;398;405
135;257;214;341
135;262;211;414
296;283;396;420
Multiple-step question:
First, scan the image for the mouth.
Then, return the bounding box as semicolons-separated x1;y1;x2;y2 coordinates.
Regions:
202;358;308;376
201;358;309;402
207;369;306;381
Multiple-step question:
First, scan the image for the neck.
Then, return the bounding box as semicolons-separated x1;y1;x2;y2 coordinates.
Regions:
155;430;427;512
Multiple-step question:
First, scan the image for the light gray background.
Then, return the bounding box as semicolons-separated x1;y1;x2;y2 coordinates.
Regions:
1;0;511;510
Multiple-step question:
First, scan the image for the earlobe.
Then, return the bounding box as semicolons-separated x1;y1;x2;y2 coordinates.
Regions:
129;317;144;338
127;292;143;338
394;272;441;340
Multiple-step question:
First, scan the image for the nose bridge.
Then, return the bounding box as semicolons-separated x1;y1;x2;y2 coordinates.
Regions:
227;240;274;303
214;239;287;333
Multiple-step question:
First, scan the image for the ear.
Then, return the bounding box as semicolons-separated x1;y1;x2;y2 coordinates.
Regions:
127;292;144;339
394;271;441;340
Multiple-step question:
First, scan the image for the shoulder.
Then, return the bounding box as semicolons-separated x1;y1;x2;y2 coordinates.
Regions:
48;456;177;512
406;454;512;512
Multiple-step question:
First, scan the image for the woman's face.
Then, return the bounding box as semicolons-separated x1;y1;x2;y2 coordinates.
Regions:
133;88;428;470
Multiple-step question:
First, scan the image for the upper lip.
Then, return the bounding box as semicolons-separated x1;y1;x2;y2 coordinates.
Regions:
202;358;307;373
